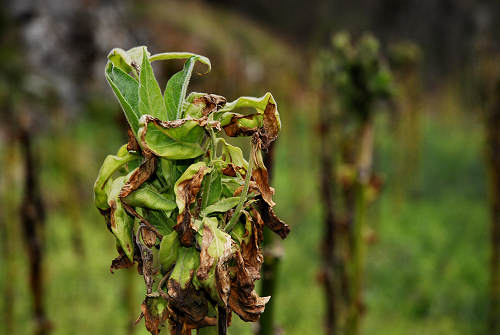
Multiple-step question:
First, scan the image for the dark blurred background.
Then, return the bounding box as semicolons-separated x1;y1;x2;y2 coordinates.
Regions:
1;0;499;334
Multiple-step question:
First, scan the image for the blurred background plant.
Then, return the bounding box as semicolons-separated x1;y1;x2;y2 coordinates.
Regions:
0;0;499;334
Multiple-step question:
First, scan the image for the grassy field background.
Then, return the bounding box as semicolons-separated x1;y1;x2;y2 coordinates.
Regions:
0;83;490;334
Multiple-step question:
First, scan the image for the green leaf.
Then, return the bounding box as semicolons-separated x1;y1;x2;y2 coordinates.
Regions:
143;209;175;236
169;247;200;289
164;56;199;120
201;197;240;217
138;117;205;159
107;176;134;261
221;177;242;198
108;46;151;77
123;184;177;211
150;52;211;74
94;144;139;210
105;63;141;134
159;230;180;274
139;48;167;120
220;139;248;170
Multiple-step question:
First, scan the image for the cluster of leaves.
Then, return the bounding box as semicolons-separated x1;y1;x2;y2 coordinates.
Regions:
318;32;394;121
93;46;289;334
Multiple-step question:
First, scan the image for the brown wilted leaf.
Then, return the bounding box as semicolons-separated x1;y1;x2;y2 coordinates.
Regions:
222;163;239;177
257;199;290;239
193;94;227;116
174;166;207;247
119;155;157;198
233;181;259;197
127;126;141;152
196;220;233;307
167;280;214;331
196;223;215;282
251;139;275;207
241;209;264;280
141;294;169;335
216;260;231;307
141;226;157;248
110;246;134;273
260;99;279;150
228;251;270;322
223;114;259;137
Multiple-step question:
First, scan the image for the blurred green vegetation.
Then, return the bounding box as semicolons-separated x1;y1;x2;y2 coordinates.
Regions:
0;83;489;335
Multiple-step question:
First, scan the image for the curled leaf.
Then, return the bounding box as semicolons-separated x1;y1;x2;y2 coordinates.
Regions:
108;177;135;260
228;251;270;322
174;162;211;246
141;294;169;335
216;93;280;146
123;184;177;211
167;248;213;330
196;217;233;306
94;144;139;210
119;155;157;199
164;59;219;120
257;199;290;239
251;140;275;207
138;115;208;160
108;46;151;75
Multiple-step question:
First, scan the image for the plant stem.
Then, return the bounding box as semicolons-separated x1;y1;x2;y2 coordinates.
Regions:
19;119;50;335
485;66;500;335
217;306;227;335
209;128;217;161
225;146;255;233
259;141;279;335
318;107;339;335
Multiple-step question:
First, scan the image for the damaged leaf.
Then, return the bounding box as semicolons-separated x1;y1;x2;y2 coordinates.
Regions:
94;144;139;210
141;294;169;335
174;162;211;246
164;57;214;121
196;217;233;306
229;251;270;322
251;141;275;207
138;116;206;160
108;176;135;260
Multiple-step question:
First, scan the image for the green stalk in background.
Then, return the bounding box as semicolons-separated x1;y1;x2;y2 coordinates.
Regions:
315;32;394;335
477;45;500;335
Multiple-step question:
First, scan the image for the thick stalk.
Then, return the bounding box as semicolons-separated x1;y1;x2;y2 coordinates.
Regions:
258;141;279;335
217;306;227;335
318;107;338;335
346;120;373;335
19;121;51;335
1;141;17;334
486;72;500;335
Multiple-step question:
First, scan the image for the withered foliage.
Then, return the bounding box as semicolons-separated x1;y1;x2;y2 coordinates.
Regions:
94;47;289;334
